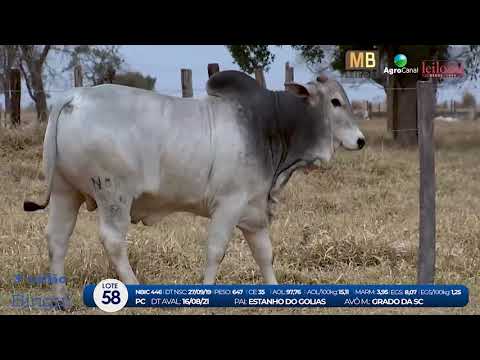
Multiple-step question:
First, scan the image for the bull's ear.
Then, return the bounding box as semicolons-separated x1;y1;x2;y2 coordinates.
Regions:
285;82;313;98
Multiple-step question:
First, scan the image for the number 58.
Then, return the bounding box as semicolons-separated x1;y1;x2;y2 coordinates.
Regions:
102;290;121;304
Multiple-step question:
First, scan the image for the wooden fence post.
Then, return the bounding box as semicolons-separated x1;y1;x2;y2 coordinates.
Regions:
417;80;436;284
255;67;266;89
9;68;21;127
386;77;394;132
103;66;115;84
181;69;193;98
74;65;83;87
285;62;294;89
208;63;220;78
467;106;476;121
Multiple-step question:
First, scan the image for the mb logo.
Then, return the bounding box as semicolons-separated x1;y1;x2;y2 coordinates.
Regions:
345;50;379;71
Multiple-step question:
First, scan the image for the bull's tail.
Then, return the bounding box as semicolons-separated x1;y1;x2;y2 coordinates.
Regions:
23;97;74;212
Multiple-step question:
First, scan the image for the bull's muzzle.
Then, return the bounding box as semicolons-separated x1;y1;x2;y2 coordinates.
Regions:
357;138;366;149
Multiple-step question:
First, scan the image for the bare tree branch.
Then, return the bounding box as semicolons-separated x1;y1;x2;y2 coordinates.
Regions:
19;61;36;102
39;45;51;64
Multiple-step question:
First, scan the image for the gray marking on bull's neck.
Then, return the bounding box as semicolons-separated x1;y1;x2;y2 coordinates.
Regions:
266;90;324;195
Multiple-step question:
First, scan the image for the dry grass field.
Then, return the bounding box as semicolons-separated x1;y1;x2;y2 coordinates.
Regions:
0;113;479;315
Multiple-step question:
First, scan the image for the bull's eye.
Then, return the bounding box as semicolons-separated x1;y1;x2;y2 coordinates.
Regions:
331;98;342;107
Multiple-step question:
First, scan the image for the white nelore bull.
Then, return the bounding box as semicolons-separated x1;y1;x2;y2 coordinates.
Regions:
24;71;365;308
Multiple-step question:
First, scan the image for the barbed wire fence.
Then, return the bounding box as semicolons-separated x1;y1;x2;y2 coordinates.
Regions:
2;61;478;127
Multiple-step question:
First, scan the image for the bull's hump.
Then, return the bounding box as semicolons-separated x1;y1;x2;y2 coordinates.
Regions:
207;70;266;98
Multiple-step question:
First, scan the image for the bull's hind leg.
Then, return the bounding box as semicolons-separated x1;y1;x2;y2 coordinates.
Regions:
240;227;278;284
92;176;139;285
46;175;84;310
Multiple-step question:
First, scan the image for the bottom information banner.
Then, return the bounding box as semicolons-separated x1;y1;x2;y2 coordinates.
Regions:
83;281;468;311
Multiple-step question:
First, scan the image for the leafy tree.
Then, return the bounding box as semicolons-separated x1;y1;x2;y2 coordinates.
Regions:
290;45;326;71
226;45;277;74
64;45;124;86
460;45;480;80
112;71;156;90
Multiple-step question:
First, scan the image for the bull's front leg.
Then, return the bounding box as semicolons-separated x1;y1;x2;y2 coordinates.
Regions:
203;197;245;284
240;227;278;284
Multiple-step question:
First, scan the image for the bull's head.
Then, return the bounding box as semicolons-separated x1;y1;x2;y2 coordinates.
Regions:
285;74;366;164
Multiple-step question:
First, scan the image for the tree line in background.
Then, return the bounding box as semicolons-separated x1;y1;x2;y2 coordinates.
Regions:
0;45;156;127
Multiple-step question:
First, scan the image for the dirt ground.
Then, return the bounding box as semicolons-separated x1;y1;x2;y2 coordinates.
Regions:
0;114;478;315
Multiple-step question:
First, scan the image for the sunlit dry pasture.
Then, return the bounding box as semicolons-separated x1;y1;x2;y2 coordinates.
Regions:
0;113;479;315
